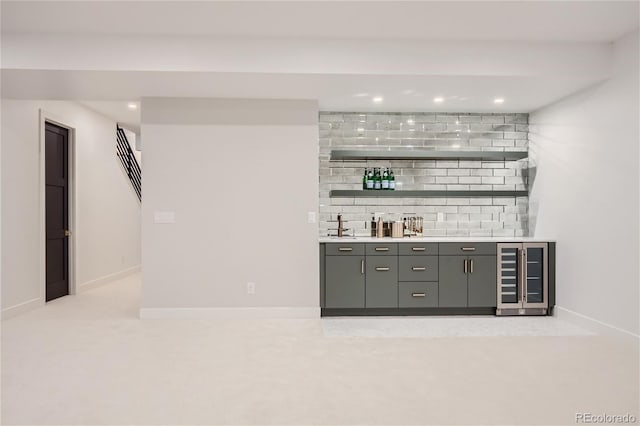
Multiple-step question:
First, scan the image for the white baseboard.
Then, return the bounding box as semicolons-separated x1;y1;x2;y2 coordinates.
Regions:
555;306;639;346
2;298;44;320
78;265;141;293
139;306;320;320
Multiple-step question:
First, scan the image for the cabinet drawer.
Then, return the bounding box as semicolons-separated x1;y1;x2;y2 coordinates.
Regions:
399;282;438;308
365;243;398;256
399;243;439;256
325;243;365;256
399;256;438;281
439;242;496;256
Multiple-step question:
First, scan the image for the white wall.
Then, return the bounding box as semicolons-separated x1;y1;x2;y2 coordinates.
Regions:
140;98;319;317
1;100;142;315
529;31;639;337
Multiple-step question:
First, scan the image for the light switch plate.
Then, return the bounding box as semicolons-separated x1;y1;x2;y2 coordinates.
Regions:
154;211;176;224
307;212;316;223
437;212;445;222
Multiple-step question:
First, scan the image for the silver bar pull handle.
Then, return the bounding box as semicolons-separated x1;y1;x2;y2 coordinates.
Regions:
461;247;476;252
375;247;390;251
411;247;426;252
412;293;426;298
520;249;526;302
361;259;365;275
464;259;468;274
412;267;426;271
470;259;474;274
375;267;390;272
338;247;353;252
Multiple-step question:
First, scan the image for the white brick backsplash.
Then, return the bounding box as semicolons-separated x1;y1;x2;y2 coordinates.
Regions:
481;161;505;168
469;138;493;147
492;197;516;206
481;221;503;229
414;176;437;184
481;176;504;185
401;168;426;176
458;176;482;184
504;176;525;184
436;176;458;184
459;115;483;123
446;198;470;206
493;169;516;177
459;206;482;213
458;161;483;168
469;197;493;205
470;169;494;177
470;229;492;237
447;169;471;176
504;132;528;140
319;112;529;236
470;213;494;221
435;115;460;123
492;139;515;147
447;184;470;190
435;160;458;168
458;221;481;229
424;169;448;176
481;115;505;124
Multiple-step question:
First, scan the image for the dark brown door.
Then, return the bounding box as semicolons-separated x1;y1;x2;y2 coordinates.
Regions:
45;122;69;302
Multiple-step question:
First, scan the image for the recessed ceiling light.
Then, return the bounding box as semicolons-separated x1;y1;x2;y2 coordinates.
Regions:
433;97;444;103
127;102;138;110
494;98;505;104
452;144;461;149
357;128;365;132
373;96;384;103
407;119;415;125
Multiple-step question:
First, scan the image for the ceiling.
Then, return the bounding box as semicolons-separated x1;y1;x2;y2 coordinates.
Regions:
2;1;638;132
3;1;639;42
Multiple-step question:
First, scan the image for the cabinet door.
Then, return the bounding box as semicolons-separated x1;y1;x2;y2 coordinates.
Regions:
523;243;548;309
325;256;365;308
438;255;468;307
467;255;497;307
366;256;398;308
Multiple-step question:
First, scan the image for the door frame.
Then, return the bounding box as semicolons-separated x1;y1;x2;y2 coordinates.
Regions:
39;110;77;302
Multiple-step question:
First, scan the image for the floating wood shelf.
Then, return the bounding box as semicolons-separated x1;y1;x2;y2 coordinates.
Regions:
330;190;528;198
330;150;527;161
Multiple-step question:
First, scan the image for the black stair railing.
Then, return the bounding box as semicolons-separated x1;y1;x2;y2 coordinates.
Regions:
116;125;142;201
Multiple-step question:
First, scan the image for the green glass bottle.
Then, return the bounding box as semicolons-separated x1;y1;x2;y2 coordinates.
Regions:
374;168;381;190
381;168;389;190
362;168;368;190
389;169;396;190
366;168;374;189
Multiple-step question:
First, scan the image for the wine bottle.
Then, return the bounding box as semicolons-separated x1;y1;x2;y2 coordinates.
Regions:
374;168;381;190
366;168;374;189
381;168;389;190
389;169;396;190
362;168;368;190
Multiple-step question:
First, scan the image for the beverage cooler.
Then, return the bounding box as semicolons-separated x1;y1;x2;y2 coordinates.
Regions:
497;243;549;315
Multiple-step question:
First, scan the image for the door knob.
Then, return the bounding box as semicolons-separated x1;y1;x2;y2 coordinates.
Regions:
64;230;71;237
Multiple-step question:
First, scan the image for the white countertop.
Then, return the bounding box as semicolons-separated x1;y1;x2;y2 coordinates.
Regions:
319;236;555;243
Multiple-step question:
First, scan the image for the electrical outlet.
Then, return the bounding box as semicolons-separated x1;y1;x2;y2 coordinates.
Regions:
437;212;445;222
307;212;316;223
247;282;255;295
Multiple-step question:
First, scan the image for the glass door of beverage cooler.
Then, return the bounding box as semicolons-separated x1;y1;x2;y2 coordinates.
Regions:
522;243;548;309
497;243;522;309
